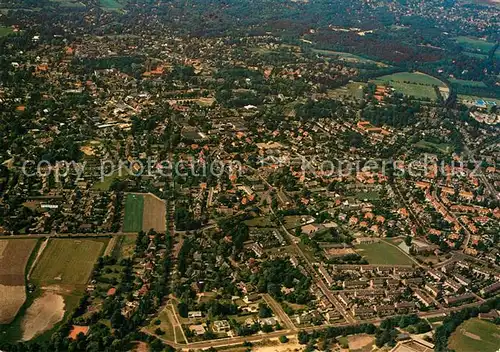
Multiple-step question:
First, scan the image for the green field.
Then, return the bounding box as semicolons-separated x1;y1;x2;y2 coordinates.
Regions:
99;0;126;10
355;241;414;265
112;234;137;259
372;72;447;100
450;78;488;88
0;26;13;37
448;318;500;352
50;0;86;8
328;82;367;100
312;49;387;67
354;191;380;201
455;36;496;53
414;140;453;154
31;239;105;286
123;194;144;232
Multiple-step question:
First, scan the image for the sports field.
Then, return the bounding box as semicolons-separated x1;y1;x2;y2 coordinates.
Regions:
372;72;447;100
123;194;145;232
30;239;104;286
448;318;500;352
355;241;414;265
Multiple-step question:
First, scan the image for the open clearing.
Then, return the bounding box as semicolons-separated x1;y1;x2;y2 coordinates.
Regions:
123;194;145;232
0;239;37;324
0;27;13;37
455;36;497;55
143;193;166;232
30;239;104;287
312;49;387;67
355;241;413;265
414;140;453;154
21;291;65;341
113;234;137;259
372;72;447;100
448;318;500;352
348;334;374;351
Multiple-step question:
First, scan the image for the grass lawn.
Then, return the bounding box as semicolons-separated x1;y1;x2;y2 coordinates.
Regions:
311;49;387;67
244;216;273;227
123;194;144;233
30;239;105;286
354;191;380;201
414;140;453;154
99;0;126;10
448;318;500;352
328;82;367;100
355;241;413;265
450;78;488;88
372;72;447;100
455;36;496;53
0;26;13;37
93;167;127;191
112;234;137;259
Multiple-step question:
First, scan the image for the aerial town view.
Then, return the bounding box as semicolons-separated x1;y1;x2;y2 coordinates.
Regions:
0;0;499;351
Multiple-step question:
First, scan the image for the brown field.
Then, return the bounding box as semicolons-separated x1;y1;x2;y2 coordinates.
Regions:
0;239;37;285
0;285;26;324
0;239;37;323
143;193;166;232
21;291;65;341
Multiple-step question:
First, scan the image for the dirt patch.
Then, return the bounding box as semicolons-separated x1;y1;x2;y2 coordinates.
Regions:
0;285;26;324
461;329;481;341
348;334;374;350
142;194;166;232
68;325;89;340
21;292;65;341
253;338;304;352
133;341;149;352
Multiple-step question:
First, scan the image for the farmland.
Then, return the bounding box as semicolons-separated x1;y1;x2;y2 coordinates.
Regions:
123;193;166;233
448;318;500;352
0;239;38;324
123;194;145;232
142;193;166;232
372;72;447;100
355;241;414;265
30;238;105;287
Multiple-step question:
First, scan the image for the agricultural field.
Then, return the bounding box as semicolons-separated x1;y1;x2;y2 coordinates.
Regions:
0;239;38;324
448;318;500;352
355;241;414;265
123;194;145;232
30;238;105;287
372;72;447;100
3;239;106;341
142;193;166;233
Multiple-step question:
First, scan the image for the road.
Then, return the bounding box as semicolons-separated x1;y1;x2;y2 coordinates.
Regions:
144;298;487;350
262;294;295;330
247;164;355;324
